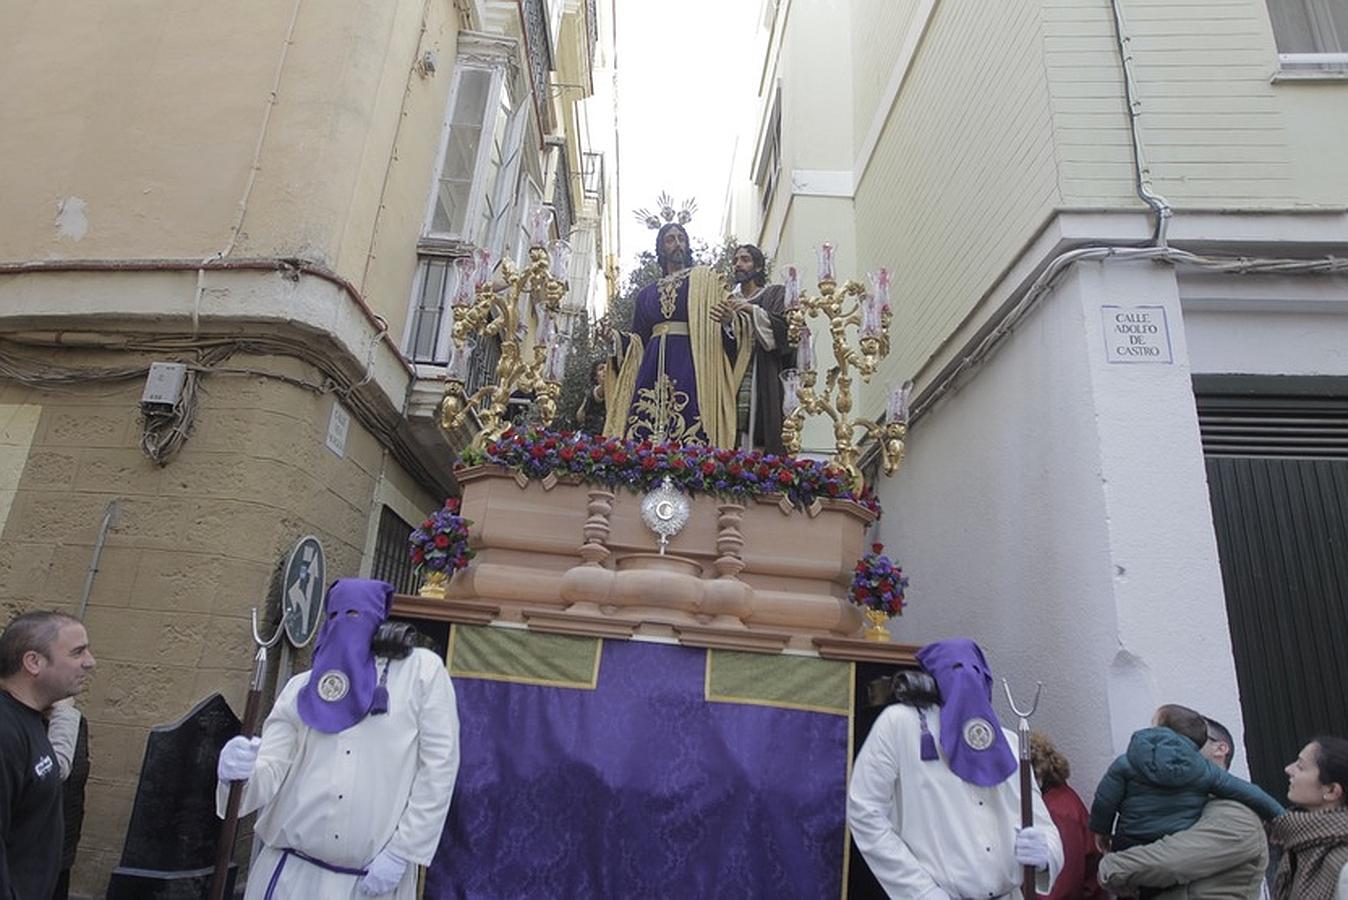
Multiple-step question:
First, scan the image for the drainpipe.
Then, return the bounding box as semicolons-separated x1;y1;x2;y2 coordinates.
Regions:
1107;0;1172;247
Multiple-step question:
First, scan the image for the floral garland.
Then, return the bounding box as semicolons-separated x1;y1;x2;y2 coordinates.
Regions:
408;498;475;576
457;428;882;516
849;543;909;615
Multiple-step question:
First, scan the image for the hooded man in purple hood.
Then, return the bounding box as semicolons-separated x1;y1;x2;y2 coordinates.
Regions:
216;579;459;899
847;637;1063;899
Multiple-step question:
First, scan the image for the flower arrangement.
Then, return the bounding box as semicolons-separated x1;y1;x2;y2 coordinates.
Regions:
409;497;475;579
849;543;909;615
456;428;883;516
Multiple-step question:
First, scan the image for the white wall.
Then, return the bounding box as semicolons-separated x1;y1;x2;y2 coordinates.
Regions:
876;258;1250;797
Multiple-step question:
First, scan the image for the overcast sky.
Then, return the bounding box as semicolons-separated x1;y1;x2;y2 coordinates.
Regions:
613;0;762;273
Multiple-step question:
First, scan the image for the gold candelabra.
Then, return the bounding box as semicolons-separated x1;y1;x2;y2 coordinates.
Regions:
780;243;911;492
439;210;571;449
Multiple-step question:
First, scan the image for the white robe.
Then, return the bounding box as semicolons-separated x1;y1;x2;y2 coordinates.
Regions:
216;648;459;900
847;703;1063;900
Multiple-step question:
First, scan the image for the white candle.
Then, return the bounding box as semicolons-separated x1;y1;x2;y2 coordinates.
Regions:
447;338;475;382
473;248;493;287
780;369;800;415
887;380;913;423
816;242;835;283
534;309;556;346
544;340;569;383
796;329;814;371
529;207;553;247
874;267;891;311
860;290;881;338
783;266;800;311
548;239;571;280
452;257;476;307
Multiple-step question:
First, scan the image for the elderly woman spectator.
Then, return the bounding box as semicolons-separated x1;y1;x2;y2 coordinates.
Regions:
1270;735;1348;899
1031;730;1105;900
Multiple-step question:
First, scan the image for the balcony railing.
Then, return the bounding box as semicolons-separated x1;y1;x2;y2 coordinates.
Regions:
553;151;575;238
522;0;553;131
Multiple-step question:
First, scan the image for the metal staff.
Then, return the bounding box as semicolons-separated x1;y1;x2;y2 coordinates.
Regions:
208;608;282;900
1002;678;1043;900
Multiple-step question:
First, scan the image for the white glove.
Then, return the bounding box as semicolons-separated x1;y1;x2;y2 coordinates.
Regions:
1015;826;1052;870
217;735;261;782
358;849;408;896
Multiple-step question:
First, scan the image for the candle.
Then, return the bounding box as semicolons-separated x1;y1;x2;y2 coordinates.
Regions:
796;329;814;371
529;207;553;247
451;256;476;307
548;239;571;280
544;340;569;383
860;290;881;338
780;369;800;415
874;267;891;312
887;380;913;424
816;242;835;283
447;338;474;382
783;266;800;311
473;247;493;287
534;309;556;346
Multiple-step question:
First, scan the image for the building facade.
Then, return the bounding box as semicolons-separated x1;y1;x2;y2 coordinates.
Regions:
0;0;614;892
727;0;1348;804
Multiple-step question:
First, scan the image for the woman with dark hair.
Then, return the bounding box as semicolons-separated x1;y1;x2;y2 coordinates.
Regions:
1271;735;1348;899
1030;731;1105;899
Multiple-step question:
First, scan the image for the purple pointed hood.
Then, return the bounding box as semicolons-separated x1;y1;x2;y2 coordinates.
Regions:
297;579;393;733
916;638;1018;787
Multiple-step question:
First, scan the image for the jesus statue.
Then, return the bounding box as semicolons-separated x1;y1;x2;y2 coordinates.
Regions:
604;221;752;447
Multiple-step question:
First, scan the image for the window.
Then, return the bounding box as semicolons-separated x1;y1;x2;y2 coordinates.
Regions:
1267;0;1348;68
370;506;418;596
406;33;533;365
407;257;460;363
755;85;782;215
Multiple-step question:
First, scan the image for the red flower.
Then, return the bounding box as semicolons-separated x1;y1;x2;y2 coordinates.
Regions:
530;446;546;459
423;519;434;530
671;457;687;470
589;448;605;461
434;534;450;549
560;447;575;461
776;470;794;484
701;460;716;475
872;543;884;554
641;456;657;471
412;549;424;563
728;463;742;476
612;450;628;464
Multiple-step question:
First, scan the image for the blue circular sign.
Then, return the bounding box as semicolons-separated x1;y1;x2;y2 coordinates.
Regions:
282;535;326;647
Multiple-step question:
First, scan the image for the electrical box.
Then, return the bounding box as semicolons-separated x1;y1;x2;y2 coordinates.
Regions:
141;362;187;406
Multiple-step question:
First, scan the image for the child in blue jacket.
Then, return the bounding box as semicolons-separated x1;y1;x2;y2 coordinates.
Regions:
1090;703;1284;852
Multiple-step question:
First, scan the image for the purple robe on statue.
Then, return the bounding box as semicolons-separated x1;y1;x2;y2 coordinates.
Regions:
621;270;738;444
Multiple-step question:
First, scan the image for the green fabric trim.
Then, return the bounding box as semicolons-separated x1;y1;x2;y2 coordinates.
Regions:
706;650;852;715
448;625;601;689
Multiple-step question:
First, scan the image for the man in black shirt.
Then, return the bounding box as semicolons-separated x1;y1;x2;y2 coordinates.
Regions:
0;611;96;900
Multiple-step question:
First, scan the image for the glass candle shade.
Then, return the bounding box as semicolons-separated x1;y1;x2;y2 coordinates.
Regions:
780;368;800;415
783;266;800;311
816;242;836;283
528;207;553;247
